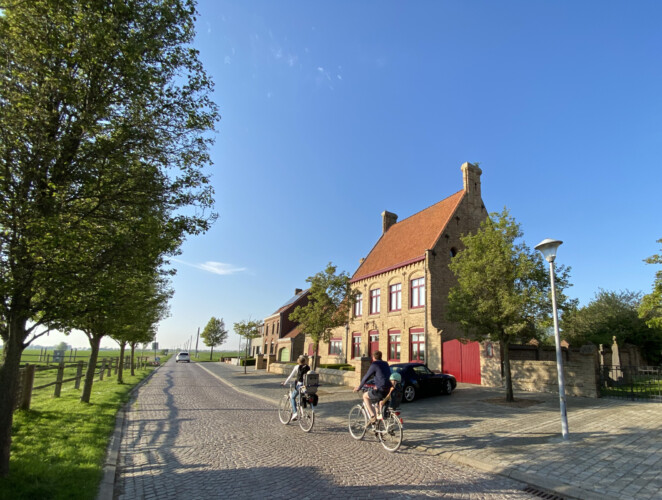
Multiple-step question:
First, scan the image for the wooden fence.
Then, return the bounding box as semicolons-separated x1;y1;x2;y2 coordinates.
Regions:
14;356;152;411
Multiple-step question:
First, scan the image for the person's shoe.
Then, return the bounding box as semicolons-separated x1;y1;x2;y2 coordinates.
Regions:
291;413;298;421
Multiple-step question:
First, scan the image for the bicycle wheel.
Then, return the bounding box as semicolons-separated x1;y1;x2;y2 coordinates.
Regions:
298;402;315;432
278;395;292;424
348;405;367;440
378;412;403;452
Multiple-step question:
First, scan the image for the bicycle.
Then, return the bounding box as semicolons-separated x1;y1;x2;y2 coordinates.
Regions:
278;382;315;432
348;395;403;452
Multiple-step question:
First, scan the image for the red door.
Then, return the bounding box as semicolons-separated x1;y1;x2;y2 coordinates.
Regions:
368;331;379;357
443;339;481;384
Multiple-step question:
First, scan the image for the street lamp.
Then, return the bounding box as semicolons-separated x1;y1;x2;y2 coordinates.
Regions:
534;238;569;440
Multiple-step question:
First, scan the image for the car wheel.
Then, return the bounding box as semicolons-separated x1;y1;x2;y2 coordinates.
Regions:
403;385;416;402
441;379;453;395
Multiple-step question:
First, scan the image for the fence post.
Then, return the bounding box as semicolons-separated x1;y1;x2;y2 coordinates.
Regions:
54;363;65;398
46;353;50;366
107;358;112;377
113;357;118;375
19;365;36;410
75;361;84;389
99;359;106;380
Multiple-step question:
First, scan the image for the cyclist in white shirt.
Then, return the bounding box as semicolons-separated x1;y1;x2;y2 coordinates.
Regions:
281;355;310;421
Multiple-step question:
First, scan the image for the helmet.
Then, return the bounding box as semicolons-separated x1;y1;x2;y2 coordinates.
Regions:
389;372;402;382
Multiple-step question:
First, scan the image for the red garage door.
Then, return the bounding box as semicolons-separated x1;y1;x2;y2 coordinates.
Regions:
443;339;481;384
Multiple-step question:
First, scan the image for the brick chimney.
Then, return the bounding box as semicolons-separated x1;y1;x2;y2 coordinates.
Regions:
294;288;302;295
381;211;398;234
461;162;482;198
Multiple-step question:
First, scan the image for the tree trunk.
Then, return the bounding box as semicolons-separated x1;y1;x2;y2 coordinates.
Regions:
244;340;249;374
312;341;320;371
81;334;102;403
117;341;126;384
209;345;214;361
130;342;136;376
502;335;514;402
0;317;28;477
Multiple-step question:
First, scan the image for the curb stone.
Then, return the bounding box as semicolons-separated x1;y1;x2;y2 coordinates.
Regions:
96;365;161;500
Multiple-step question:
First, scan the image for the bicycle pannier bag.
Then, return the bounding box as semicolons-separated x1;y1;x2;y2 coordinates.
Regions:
303;371;319;394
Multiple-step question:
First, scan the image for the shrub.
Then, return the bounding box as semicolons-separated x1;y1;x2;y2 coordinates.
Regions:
319;363;354;371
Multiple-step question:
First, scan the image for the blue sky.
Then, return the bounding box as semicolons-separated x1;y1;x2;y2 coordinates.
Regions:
47;1;662;350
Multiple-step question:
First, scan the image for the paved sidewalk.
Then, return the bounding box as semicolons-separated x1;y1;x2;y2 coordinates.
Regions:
200;362;662;500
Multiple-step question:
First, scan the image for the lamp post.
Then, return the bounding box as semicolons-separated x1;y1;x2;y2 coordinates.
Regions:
534;238;569;440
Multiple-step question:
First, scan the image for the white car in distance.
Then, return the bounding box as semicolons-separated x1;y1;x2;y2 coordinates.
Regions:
176;351;191;363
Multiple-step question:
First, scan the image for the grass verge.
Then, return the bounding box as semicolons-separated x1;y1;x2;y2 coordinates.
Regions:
0;367;155;500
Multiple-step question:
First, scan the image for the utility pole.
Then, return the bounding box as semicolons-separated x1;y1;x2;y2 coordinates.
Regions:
195;327;200;357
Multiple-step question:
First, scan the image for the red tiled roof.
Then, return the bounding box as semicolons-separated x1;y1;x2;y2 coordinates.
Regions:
351;190;465;282
281;325;303;339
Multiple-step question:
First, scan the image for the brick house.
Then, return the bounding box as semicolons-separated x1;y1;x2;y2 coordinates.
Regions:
315;163;487;372
261;288;309;362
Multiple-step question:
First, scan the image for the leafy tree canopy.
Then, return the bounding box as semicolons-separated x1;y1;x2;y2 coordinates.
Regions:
563;289;662;365
639;238;662;332
447;208;574;400
201;317;228;350
289;263;354;366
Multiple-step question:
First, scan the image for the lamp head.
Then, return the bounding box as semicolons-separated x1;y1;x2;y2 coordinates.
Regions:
534;238;563;263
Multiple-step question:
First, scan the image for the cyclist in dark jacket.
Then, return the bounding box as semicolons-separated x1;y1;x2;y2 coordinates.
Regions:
354;351;391;425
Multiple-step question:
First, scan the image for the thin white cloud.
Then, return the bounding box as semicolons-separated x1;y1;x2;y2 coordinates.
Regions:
172;258;247;276
224;55;232;64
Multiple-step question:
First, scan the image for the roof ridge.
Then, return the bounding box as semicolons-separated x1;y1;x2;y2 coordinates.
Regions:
393;189;464;226
351;189;467;282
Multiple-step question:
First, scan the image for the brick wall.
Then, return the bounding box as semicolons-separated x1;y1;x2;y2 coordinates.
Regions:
481;342;601;398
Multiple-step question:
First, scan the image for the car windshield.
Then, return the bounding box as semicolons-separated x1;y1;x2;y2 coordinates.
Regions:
412;365;432;375
179;352;188;356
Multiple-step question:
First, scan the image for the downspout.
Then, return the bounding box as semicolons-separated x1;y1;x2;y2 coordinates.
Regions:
344;322;349;364
424;250;430;366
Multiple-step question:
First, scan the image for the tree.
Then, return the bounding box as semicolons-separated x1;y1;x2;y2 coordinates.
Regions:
563;289;662;365
201;318;228;360
110;274;172;384
234;319;262;374
289;263;355;370
0;0;218;476
55;342;70;352
447;209;574;402
639;238;662;332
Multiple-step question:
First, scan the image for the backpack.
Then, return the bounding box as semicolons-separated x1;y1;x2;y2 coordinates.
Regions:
303;371;319;394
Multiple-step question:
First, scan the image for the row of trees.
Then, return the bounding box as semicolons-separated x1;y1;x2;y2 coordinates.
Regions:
288;210;662;403
199;317;261;374
0;1;219;476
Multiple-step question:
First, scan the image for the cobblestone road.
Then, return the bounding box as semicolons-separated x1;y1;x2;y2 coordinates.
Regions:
115;361;539;499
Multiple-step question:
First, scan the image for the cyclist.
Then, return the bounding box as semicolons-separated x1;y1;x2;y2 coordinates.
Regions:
353;351;391;426
281;355;310;421
378;372;403;418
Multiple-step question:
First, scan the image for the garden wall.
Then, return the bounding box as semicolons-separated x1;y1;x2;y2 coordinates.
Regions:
482;343;600;398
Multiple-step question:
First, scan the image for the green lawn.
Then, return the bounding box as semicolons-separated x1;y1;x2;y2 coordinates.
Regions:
0;366;156;500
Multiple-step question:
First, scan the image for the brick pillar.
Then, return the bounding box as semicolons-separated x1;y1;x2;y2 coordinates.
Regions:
351;356;372;387
266;354;277;372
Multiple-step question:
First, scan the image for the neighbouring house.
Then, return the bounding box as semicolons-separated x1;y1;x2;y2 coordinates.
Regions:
313;162;487;373
247;323;264;357
261;288;310;362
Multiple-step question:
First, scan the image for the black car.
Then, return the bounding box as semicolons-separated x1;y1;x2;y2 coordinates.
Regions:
390;363;457;402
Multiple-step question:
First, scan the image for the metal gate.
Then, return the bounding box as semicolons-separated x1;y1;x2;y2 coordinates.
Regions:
443;339;481;384
600;365;662;402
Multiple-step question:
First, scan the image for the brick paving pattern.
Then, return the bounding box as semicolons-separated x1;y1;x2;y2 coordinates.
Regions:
115;360;538;499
